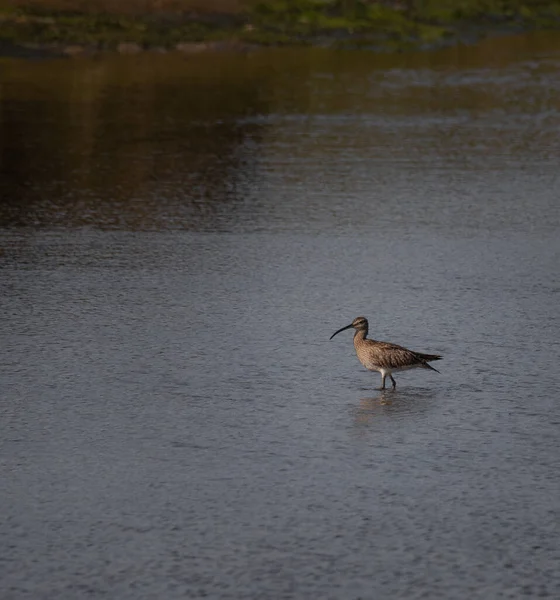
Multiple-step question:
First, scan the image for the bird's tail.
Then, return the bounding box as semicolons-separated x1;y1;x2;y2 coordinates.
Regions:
416;352;442;373
417;352;442;362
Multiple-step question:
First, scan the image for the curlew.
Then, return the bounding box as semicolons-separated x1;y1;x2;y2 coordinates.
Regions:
330;316;442;390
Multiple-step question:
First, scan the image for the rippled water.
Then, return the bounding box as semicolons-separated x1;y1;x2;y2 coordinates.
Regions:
2;33;560;599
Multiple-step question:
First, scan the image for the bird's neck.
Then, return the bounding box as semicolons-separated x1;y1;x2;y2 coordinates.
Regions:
353;328;368;346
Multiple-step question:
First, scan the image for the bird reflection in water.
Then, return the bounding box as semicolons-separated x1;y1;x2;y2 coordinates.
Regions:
352;389;435;429
354;391;394;427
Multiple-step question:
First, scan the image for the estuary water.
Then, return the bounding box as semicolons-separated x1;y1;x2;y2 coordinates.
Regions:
1;32;560;599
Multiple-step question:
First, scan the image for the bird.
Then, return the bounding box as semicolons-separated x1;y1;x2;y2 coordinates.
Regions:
330;316;442;390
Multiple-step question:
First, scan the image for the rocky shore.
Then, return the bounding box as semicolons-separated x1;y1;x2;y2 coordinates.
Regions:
1;1;559;58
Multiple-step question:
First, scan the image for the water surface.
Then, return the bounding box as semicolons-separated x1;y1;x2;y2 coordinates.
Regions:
1;32;560;599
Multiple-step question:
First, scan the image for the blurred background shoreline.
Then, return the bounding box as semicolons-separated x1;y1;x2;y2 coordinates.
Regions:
0;0;560;58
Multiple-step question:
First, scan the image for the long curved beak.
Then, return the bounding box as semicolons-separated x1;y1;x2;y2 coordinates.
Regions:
329;323;353;340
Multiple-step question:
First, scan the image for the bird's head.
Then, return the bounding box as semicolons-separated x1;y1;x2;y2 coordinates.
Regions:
330;316;369;340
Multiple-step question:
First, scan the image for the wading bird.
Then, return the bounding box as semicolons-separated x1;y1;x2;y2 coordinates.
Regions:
330;316;442;390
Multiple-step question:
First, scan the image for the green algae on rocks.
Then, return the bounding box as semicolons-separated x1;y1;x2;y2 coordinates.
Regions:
0;0;560;54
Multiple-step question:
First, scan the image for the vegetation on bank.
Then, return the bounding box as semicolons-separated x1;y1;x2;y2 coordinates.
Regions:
1;0;560;53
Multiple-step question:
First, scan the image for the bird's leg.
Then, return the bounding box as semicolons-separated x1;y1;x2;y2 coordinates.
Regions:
379;373;386;390
389;375;397;390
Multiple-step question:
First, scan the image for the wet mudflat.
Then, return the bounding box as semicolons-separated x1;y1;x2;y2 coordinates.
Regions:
1;32;560;599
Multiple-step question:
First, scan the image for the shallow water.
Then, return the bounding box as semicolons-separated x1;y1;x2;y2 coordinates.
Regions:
1;32;560;599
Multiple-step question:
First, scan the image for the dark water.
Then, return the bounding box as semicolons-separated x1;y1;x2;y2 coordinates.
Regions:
1;33;560;599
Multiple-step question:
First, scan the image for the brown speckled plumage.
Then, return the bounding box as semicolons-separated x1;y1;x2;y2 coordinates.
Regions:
330;316;442;390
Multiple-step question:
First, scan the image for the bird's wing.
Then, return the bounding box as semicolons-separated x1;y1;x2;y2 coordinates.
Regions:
364;340;424;369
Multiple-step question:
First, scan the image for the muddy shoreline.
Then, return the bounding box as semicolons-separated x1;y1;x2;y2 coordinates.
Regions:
0;24;556;60
0;37;258;59
1;1;559;60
